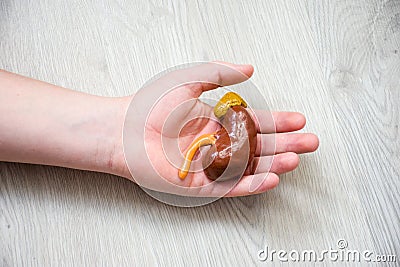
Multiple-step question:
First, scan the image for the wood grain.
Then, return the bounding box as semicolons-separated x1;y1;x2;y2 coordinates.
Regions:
0;0;398;266
306;0;400;257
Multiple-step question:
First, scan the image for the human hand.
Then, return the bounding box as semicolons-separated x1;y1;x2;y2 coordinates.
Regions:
119;62;319;197
0;63;317;199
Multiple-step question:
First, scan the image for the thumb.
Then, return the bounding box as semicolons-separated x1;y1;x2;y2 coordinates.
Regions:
183;61;255;96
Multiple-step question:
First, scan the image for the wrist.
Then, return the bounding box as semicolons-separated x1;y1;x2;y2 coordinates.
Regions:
94;96;132;179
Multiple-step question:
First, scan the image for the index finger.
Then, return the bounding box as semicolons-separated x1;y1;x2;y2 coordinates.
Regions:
250;110;306;134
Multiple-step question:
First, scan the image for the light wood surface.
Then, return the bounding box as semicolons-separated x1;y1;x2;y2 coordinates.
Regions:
0;0;398;266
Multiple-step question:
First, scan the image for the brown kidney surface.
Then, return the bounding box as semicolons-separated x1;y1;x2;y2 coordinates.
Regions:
203;105;257;181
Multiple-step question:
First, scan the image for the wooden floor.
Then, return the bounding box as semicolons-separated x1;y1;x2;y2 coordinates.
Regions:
1;0;399;266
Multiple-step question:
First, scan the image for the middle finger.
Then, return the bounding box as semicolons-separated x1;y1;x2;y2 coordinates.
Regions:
256;132;319;156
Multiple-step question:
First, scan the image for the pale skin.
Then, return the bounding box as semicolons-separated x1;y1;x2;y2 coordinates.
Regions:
0;62;319;197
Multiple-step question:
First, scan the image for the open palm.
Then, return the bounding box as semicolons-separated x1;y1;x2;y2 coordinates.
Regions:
123;62;319;197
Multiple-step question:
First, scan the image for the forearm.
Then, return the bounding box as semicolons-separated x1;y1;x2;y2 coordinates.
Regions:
0;70;130;177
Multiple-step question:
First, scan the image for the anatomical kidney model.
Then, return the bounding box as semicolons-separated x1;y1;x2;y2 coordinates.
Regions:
179;92;257;181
